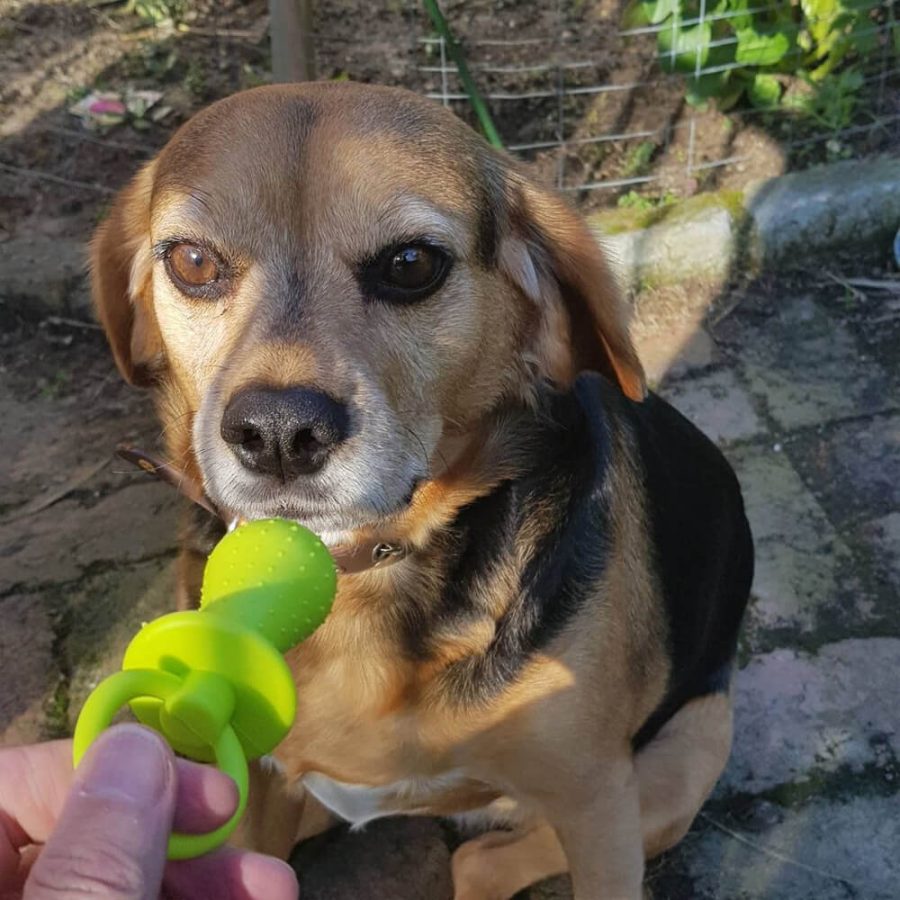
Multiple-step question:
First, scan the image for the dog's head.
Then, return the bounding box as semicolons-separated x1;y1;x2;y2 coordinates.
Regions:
92;83;644;539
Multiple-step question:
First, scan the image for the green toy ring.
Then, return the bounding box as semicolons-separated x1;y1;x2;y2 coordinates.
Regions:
72;668;249;860
72;518;337;860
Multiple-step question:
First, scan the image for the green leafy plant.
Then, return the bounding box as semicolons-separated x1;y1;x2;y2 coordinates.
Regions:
617;189;679;210
623;140;658;177
131;0;188;27
785;67;865;129
624;0;887;120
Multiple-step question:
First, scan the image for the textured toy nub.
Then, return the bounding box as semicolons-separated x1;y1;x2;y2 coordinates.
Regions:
73;519;337;859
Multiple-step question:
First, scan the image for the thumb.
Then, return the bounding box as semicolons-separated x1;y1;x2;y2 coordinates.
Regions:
25;725;176;900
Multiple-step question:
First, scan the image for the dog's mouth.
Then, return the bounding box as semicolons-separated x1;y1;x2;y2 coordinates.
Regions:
117;444;416;573
224;475;423;539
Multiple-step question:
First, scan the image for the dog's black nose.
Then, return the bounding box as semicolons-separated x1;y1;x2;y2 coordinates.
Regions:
221;387;349;479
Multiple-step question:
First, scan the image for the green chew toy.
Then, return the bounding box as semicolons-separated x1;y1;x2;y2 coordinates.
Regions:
72;519;337;860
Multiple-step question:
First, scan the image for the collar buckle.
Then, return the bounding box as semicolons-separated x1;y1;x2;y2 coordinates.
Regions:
372;542;405;566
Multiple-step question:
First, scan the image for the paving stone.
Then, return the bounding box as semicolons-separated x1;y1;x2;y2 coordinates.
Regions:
724;638;900;795
747;540;854;635
2;265;899;898
64;557;177;724
679;794;899;899
292;818;453;900
637;319;717;385
861;512;900;591
789;413;900;529
0;481;179;593
662;368;763;445
0;593;59;746
716;295;891;430
728;446;830;547
728;447;856;631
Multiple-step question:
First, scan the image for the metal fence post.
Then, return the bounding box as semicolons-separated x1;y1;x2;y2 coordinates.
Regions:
269;0;317;83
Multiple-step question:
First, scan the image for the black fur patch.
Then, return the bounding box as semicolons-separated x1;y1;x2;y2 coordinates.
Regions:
397;373;752;728
404;381;614;704
615;387;753;750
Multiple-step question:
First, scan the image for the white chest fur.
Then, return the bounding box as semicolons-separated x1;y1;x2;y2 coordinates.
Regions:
302;770;468;828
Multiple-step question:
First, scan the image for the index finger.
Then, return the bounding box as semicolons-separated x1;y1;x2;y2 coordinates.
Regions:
0;740;74;855
0;736;240;855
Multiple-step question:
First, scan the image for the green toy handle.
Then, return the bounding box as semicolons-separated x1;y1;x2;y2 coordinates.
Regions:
72;669;249;860
72;518;338;860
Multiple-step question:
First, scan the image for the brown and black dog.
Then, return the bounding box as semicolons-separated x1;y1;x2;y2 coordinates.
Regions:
90;82;753;899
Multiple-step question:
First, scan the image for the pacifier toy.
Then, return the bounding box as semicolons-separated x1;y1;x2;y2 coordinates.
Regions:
73;518;337;859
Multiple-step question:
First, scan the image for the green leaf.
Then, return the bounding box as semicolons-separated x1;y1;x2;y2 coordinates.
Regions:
747;73;782;107
849;16;880;56
685;71;730;107
726;0;754;32
621;0;650;28
801;0;841;25
716;77;748;111
622;0;676;27
735;28;791;67
658;20;712;73
839;69;864;92
642;0;679;25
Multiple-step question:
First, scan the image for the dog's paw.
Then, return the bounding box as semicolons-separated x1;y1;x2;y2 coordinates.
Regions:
451;833;515;900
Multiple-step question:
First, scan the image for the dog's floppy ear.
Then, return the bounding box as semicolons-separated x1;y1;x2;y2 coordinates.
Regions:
91;161;164;387
499;176;646;401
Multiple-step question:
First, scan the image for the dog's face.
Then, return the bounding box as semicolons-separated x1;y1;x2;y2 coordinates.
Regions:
92;83;644;538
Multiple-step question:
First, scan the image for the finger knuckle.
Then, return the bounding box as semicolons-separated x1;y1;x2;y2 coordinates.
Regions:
27;841;150;899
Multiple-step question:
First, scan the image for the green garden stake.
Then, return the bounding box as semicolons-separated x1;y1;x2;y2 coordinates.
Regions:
72;519;337;860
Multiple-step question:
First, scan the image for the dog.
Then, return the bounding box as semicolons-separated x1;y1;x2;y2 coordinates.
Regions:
90;82;753;899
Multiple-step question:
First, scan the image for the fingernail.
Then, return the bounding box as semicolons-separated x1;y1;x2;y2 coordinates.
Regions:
241;855;299;900
202;769;239;821
78;724;172;804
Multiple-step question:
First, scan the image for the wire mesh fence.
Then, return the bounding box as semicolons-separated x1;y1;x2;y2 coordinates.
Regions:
1;0;898;220
411;0;900;206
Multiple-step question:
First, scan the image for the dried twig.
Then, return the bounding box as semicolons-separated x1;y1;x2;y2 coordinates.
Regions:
41;125;154;155
709;296;741;327
178;19;270;42
840;276;900;293
42;316;102;331
3;457;110;523
869;312;900;324
698;812;859;889
822;270;867;302
0;162;115;195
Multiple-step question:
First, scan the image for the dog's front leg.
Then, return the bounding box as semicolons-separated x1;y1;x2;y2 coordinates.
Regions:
545;758;644;900
233;757;336;860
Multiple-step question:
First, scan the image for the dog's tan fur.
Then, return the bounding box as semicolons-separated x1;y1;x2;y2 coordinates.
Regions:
91;83;738;899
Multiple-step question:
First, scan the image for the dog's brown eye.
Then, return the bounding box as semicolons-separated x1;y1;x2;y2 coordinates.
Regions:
166;243;220;291
361;241;451;304
387;246;439;290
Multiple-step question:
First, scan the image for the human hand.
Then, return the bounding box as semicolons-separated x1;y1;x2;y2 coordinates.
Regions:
0;724;298;900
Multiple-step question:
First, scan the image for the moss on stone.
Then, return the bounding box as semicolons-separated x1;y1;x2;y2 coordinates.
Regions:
591;189;747;237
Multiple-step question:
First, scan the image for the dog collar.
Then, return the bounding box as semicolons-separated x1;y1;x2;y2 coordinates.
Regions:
116;444;408;575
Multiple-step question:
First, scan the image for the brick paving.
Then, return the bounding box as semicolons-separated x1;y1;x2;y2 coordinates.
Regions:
1;271;898;899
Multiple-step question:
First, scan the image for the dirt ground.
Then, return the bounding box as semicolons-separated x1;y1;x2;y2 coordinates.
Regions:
2;0;898;237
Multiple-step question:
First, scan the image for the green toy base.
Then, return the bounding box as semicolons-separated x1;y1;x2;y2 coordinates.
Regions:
72;668;249;859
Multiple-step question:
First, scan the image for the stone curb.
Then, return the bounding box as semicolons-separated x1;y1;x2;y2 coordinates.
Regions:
590;155;900;290
2;157;898;321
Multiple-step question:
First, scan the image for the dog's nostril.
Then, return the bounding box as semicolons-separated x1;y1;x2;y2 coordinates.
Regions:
292;429;320;457
241;427;264;452
222;386;348;479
